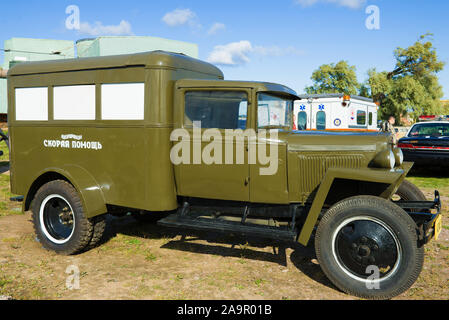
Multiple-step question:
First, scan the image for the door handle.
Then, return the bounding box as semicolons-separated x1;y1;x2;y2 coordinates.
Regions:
244;177;250;186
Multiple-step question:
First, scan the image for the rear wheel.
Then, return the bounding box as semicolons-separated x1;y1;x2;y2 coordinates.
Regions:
31;180;106;255
315;196;424;300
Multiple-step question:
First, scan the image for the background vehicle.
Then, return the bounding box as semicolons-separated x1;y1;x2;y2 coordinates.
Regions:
395;127;411;140
293;94;378;132
7;51;442;300
398;121;449;166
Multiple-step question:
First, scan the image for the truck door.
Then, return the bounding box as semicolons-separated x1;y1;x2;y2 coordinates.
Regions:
173;88;251;202
249;93;289;204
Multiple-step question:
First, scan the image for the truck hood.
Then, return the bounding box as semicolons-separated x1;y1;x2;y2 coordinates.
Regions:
282;130;390;154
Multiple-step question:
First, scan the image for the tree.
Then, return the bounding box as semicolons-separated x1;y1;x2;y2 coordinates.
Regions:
442;101;449;114
368;34;445;122
305;61;360;95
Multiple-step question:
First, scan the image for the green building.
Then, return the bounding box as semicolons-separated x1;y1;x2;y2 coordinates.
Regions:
76;36;198;58
0;38;75;116
0;36;199;117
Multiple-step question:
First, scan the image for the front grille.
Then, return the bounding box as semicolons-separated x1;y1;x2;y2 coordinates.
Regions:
297;154;364;201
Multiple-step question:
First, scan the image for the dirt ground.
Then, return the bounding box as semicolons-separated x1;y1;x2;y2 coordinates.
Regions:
0;166;448;300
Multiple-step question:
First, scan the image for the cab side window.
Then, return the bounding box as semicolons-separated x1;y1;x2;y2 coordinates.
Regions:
184;91;248;129
369;112;373;126
316;111;326;130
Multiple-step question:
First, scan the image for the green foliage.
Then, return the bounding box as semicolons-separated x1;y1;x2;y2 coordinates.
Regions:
305;61;360;95
305;34;445;124
368;34;445;122
442;101;449;114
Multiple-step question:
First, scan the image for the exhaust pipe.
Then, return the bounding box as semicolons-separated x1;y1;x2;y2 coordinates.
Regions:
0;69;8;79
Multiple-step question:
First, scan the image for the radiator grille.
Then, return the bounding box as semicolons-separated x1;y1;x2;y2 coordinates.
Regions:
297;154;364;201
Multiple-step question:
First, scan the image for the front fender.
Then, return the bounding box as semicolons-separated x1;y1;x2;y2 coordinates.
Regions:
297;162;413;246
24;165;107;218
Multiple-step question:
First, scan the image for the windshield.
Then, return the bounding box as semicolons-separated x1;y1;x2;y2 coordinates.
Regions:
409;123;449;137
257;93;293;129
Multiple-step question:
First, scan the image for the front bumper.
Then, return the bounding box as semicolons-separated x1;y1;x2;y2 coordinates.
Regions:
394;191;443;244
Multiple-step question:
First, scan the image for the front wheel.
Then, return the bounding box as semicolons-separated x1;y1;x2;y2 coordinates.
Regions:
315;196;424;300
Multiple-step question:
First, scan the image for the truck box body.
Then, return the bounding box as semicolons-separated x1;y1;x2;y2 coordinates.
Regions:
7;51;223;215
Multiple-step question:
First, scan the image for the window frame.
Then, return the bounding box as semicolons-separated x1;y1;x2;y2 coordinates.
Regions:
181;88;251;131
256;92;294;130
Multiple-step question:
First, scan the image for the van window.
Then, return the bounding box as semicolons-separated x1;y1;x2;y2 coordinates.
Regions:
54;85;96;120
316;111;326;130
298;111;307;130
369;112;373;126
15;87;48;121
357;110;367;126
101;83;145;120
185;91;248;129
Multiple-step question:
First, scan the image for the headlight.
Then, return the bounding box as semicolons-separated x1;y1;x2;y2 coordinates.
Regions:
393;148;404;166
389;150;396;169
372;149;396;169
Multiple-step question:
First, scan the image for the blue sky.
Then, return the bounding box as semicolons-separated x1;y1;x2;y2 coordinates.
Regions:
1;0;448;98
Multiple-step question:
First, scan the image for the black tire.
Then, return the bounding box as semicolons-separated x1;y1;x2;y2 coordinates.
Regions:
31;180;105;255
395;180;427;201
85;216;107;250
315;196;424;300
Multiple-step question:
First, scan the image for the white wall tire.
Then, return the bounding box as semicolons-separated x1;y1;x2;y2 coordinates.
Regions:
315;196;424;300
31;180;105;255
39;195;76;245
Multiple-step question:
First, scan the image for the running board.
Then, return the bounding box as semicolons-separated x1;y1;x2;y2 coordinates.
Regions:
158;214;298;242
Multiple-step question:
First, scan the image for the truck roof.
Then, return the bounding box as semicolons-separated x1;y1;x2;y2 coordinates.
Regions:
8;50;224;79
176;79;299;99
298;93;374;103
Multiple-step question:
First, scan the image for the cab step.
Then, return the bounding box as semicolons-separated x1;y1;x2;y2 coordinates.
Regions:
157;213;298;242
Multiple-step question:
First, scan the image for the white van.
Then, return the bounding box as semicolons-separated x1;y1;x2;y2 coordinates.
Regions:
294;94;378;132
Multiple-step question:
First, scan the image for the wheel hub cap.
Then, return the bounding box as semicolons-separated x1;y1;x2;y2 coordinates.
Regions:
42;197;75;242
335;219;400;280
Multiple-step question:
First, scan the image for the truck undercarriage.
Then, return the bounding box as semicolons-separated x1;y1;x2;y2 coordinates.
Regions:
157;192;442;246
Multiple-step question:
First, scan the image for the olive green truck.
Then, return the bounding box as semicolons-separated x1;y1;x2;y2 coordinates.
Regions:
7;51;443;299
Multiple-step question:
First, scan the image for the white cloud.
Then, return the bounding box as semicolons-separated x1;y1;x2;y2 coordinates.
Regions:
162;9;198;27
207;41;304;66
295;0;366;9
208;23;226;35
208;41;253;66
79;20;133;36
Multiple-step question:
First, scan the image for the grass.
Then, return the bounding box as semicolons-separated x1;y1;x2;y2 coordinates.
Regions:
407;168;449;194
0;133;22;217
